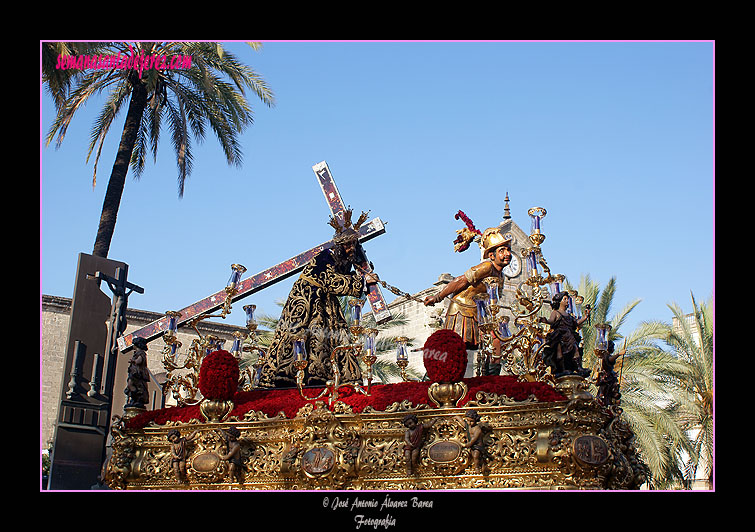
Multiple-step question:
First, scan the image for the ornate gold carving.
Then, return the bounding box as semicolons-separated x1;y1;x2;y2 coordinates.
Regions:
199;398;234;422
427;381;468;407
104;383;647;490
572;435;610;467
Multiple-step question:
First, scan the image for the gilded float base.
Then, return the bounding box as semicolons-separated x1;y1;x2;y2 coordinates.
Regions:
104;379;646;490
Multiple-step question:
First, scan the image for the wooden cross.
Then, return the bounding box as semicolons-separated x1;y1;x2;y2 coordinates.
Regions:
117;161;391;351
312;161;392;325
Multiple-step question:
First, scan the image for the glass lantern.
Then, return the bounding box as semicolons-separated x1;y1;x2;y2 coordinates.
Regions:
349;298;366;327
573;294;584;320
567;290;578;316
485;279;499;306
525;248;539;278
293;336;307;362
395;336;409;364
549;274;565;298
595;323;612;351
473;292;491;326
165;311;181;336
528;207;546;234
227;264;247;291
243;304;257;329
364;328;377;358
231;332;243;357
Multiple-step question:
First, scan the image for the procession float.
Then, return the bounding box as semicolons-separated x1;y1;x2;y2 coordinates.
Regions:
102;162;647;490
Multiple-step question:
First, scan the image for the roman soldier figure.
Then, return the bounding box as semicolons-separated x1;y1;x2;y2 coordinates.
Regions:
424;226;512;374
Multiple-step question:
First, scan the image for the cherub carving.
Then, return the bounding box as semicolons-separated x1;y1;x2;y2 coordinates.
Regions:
402;413;438;475
217;427;244;484
460;410;491;471
167;429;200;482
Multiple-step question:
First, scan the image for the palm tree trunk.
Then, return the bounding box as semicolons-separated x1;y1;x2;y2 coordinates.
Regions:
92;75;147;258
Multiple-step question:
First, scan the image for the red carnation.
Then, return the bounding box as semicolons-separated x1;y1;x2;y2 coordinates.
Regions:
422;329;468;384
198;350;240;401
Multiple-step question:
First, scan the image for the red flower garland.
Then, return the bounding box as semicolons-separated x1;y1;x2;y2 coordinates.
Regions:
198;350;240;401
124;376;567;430
422;329;468;384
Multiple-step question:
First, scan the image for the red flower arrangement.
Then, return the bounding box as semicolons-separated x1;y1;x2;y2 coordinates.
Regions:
124;376;566;430
422;329;468;384
198;350;240;401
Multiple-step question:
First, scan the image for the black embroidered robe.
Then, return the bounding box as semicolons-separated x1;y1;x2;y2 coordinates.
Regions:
258;248;365;388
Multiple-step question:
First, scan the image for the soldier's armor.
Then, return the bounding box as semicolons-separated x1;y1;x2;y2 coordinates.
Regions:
443;259;502;347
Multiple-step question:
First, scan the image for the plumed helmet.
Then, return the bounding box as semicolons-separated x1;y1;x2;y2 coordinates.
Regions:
480;227;511;257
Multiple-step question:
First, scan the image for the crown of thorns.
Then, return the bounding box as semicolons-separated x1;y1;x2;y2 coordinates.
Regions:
329;207;370;243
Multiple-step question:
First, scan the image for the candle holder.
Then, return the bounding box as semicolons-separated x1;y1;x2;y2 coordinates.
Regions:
362;328;378;394
157;263;264;403
161;316;225;406
294;314;379;405
239;304;266;389
231;331;244;358
497;315;511;338
549;274;565;299
473;292;496;333
523;246;542;282
220;264;247;318
348;298;367;337
473;292;496;376
572;293;584;320
395;336;413;381
293;333;333;402
243;304;258;332
163;311;182;345
594;323;612;352
528;207;546;246
482;277;503;319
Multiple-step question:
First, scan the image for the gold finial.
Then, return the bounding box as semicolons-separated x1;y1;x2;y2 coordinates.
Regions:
503;192;511;220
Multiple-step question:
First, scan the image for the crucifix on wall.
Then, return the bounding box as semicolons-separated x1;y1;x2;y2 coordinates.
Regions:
118;161;392;352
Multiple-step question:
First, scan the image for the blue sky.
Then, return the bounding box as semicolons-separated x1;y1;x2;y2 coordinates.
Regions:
40;40;714;336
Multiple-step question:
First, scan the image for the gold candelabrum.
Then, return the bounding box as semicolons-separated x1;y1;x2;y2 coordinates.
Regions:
473;207;588;383
160;264;266;405
293;298;380;406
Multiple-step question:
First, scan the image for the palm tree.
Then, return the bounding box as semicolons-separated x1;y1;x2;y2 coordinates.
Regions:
618;343;697;489
42;42;105;109
563;274;698;488
637;293;713;489
44;41;275;258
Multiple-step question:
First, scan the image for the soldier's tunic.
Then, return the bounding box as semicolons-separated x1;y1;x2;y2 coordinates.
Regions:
258;248;365;389
443;259;503;348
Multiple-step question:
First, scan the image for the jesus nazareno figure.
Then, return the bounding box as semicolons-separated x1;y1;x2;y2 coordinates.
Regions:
257;209;379;389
